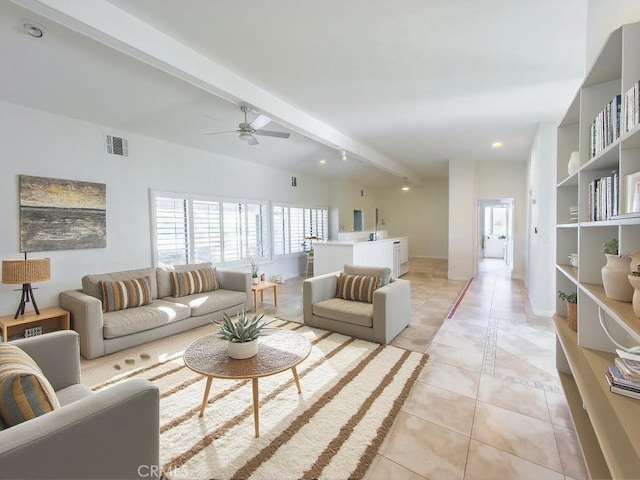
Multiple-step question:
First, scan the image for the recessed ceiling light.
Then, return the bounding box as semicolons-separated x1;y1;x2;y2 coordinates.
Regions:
492;141;503;148
341;150;347;161
23;22;44;38
319;159;326;164
401;185;410;191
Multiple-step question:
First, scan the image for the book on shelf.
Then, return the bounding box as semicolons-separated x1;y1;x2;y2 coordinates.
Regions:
590;94;621;158
608;365;640;389
605;369;640;400
624;80;640;133
587;170;619;221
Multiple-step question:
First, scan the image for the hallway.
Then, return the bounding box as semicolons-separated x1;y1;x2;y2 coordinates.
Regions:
366;260;586;479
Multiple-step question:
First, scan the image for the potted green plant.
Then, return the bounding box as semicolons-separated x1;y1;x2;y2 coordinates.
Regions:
213;310;278;359
601;238;633;302
249;257;260;285
558;290;578;332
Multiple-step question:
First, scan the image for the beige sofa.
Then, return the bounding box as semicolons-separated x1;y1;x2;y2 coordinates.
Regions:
303;264;411;344
60;263;251;359
0;331;160;479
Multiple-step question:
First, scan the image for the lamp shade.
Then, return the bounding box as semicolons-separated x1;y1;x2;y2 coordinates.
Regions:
2;258;51;284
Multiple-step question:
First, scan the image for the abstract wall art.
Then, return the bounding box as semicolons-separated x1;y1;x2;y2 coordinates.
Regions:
19;175;106;252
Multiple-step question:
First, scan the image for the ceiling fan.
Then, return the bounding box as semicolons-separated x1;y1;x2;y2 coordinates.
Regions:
205;105;290;145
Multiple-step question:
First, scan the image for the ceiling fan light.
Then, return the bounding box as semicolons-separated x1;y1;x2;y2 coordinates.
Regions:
238;132;254;142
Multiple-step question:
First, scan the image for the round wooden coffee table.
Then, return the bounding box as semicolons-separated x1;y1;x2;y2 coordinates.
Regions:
183;328;311;437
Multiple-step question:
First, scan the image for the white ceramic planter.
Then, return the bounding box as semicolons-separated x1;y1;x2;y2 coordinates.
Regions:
602;254;633;302
252;277;260;285
628;275;640;318
227;339;258;359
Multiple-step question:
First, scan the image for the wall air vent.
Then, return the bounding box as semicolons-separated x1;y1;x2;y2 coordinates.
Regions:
105;134;129;157
291;176;297;187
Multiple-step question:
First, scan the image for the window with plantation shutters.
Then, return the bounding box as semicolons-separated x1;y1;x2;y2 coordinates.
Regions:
272;204;328;256
151;191;268;266
154;196;189;265
193;200;222;263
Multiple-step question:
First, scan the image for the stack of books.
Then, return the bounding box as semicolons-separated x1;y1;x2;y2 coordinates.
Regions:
605;352;640;400
569;206;578;223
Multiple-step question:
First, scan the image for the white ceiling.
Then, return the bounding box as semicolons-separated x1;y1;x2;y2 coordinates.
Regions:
1;0;588;186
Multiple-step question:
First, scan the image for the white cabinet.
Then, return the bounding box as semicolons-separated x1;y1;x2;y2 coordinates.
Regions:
399;237;409;276
312;237;409;277
555;21;640;479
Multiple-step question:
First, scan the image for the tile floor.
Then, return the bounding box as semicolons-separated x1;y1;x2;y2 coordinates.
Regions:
263;258;587;480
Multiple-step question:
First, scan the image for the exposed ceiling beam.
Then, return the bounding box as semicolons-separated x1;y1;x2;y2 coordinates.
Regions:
12;0;420;182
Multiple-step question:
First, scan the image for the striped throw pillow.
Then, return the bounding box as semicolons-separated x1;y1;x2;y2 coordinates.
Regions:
170;267;219;298
101;276;152;313
0;343;60;427
335;273;379;303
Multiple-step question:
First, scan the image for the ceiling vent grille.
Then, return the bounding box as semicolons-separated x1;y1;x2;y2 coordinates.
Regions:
291;176;297;187
105;134;129;157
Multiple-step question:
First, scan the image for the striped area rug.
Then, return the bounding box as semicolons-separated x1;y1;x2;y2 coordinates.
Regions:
92;320;427;480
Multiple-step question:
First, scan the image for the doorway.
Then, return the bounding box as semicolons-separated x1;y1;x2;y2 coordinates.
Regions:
353;210;363;231
477;198;514;276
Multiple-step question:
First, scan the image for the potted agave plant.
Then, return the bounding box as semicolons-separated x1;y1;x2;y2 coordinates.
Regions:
214;310;277;359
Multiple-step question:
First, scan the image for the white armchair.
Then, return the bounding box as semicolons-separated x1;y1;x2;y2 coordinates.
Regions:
303;265;410;344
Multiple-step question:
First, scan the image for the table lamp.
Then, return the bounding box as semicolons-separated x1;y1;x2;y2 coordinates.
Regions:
2;254;51;319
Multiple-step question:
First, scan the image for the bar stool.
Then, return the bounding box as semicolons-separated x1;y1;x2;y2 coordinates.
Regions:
305;250;314;276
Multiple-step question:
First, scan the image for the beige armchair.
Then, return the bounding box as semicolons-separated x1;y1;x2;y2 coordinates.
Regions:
0;331;160;480
303;265;410;344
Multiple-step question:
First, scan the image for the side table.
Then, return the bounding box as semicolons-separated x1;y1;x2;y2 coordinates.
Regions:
251;281;278;312
0;306;70;342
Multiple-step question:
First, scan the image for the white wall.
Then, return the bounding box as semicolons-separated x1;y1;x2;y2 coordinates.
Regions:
586;0;640;68
328;180;378;237
374;178;449;258
0;101;330;316
475;161;528;280
527;123;557;315
448;159;476;280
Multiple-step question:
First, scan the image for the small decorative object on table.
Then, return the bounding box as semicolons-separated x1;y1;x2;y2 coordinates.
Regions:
558;290;578;332
601;238;633;302
249;257;260;285
213;310;277;359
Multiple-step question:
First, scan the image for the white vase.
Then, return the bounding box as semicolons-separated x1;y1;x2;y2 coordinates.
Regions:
568;151;580;175
628;275;640;317
228;339;258;359
252;277;260;285
602;254;633;302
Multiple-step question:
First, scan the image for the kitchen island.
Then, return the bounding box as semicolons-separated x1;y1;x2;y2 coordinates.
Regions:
313;237;408;277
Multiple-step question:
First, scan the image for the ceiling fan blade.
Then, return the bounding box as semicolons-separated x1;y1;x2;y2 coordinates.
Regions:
204;130;238;136
254;130;291;139
250;114;271;130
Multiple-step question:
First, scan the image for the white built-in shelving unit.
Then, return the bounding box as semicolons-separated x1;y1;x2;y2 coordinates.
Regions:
555;21;640;479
